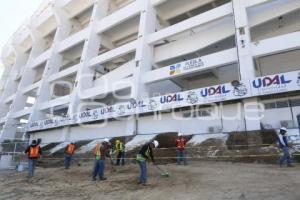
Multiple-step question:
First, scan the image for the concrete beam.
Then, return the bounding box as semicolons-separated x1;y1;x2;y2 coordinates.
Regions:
89;40;137;67
148;3;232;44
95;0;142;34
48;63;79;82
58;28;88;53
151;0;167;6
246;0;273;8
156;0;213;21
30;49;51;69
31;4;55;29
11;108;33;119
39;95;71;110
4;94;16;104
22;81;41;95
252;31;300;57
248;0;300;27
81;77;133;100
94;59;135;86
154;16;235;63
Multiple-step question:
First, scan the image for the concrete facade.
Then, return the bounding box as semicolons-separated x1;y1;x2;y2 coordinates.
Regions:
1;0;300;143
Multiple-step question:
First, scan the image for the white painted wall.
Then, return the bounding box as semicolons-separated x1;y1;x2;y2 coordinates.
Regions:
291;106;300;127
261;97;300;130
138;112;221;135
31;118;135;143
261;108;293;129
221;103;246;132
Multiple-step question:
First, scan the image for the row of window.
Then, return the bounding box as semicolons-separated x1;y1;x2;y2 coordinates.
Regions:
264;98;300;110
183;110;211;118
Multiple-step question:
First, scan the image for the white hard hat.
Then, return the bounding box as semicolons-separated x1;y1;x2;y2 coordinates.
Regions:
103;138;110;143
178;132;182;137
152;140;159;148
280;127;287;132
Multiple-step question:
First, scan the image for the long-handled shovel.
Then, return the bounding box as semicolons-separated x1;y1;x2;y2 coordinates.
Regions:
109;156;117;172
154;165;170;178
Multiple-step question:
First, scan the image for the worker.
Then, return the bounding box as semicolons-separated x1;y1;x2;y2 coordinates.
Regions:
136;140;159;186
115;139;125;166
24;140;42;178
92;138;110;181
64;142;75;169
175;133;187;165
278;127;294;167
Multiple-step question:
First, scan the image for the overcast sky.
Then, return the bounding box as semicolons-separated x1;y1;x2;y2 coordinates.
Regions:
0;0;41;78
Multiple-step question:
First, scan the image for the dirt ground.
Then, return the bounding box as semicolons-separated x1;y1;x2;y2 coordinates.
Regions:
0;161;299;200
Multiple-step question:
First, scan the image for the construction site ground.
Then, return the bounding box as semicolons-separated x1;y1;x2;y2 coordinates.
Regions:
0;161;299;200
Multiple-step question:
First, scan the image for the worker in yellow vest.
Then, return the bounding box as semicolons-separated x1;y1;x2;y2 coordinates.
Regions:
136;140;159;186
92;139;110;181
64;142;75;169
24;140;42;178
115;140;125;166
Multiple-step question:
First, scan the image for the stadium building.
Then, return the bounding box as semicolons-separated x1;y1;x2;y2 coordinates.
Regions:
1;0;300;144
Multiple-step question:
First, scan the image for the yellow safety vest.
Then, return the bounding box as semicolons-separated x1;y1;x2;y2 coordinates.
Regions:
93;144;101;160
116;142;125;152
136;147;150;162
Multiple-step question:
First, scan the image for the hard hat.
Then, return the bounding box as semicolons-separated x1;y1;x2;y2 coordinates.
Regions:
152;140;159;148
178;132;182;137
116;139;120;143
280;127;287;132
103;138;110;143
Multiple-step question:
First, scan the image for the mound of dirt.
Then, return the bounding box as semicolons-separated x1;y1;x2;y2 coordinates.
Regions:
185;130;284;164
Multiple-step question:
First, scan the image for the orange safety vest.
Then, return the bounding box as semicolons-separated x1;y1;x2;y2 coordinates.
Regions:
66;144;75;154
176;138;186;150
29;145;40;158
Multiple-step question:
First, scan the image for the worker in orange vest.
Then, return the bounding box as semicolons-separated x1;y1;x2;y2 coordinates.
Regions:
175;133;187;165
24;140;42;178
92;139;110;181
64;142;75;169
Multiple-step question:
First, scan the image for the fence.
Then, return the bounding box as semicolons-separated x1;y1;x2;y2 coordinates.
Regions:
0;140;29;169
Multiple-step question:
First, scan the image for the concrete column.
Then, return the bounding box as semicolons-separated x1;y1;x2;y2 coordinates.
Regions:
0;66;10;109
28;7;73;122
232;0;261;131
68;0;109;114
0;45;36;140
8;30;47;115
127;0;156;135
0;48;27;117
132;0;156;99
0;30;47;141
0;62;19;102
0;57;14;91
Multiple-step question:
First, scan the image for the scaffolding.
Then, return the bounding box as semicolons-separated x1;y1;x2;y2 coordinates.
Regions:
0;124;29;169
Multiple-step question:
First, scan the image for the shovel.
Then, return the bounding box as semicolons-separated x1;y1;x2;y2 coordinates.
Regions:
154;165;170;178
109;157;117;172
